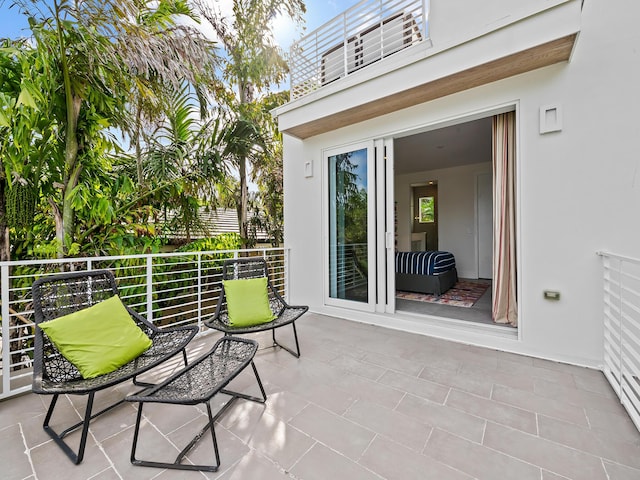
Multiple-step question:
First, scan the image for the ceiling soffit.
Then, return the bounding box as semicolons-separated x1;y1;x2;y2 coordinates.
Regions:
283;34;577;140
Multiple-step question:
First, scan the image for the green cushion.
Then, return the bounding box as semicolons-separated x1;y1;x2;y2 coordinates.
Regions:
223;277;276;327
38;295;152;379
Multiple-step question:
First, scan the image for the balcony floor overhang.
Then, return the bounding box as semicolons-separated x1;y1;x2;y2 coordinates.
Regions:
282;34;577;140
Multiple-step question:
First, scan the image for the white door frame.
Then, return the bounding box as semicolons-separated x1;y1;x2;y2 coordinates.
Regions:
323;141;377;312
373;138;396;313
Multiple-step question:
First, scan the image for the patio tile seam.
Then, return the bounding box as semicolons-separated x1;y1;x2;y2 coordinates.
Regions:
489;385;592;428
242;443;304;479
343;402;434;452
480;418;488;445
390;391;408;412
375;373;451;405
532;378;625;414
535;415;640;469
290;401;380;439
286;439;318;474
446;387;542;420
332;355;421;383
358;432;380;462
92;428;120;477
299;437;387;480
17;421;37;480
424;426;545;477
602;458;640;478
434;390;541;437
89;465;117;479
482;421;614;478
365;430;481;480
166;406;209;437
137;410;188;458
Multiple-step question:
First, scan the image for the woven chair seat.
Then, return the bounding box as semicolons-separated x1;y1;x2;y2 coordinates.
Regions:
35;327;197;394
206;305;308;335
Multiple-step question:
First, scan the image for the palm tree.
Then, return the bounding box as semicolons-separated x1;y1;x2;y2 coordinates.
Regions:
195;0;305;247
144;85;225;242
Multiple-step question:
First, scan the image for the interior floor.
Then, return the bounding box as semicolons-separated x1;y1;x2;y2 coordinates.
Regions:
395;279;503;326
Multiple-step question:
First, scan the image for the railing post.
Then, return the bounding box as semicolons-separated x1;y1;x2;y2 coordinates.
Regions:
423;0;429;38
342;11;348;79
197;253;202;328
617;258;625;403
315;29;320;91
1;264;11;396
284;248;290;303
146;255;153;324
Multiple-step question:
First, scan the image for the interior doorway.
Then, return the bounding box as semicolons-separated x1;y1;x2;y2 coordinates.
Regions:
392;115;497;326
411;182;438;251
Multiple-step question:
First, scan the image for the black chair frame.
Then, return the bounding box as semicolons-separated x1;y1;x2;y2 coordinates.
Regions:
31;269;199;465
204;258;308;358
126;336;266;472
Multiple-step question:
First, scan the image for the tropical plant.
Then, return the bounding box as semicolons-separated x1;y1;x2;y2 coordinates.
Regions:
0;37;57;260
2;0;219;259
144;85;227;243
194;0;305;247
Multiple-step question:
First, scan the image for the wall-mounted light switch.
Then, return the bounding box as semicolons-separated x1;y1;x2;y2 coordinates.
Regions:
543;290;561;301
304;160;313;178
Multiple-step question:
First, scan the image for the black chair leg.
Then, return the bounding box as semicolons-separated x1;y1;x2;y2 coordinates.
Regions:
271;324;301;358
129;358;267;472
43;392;95;464
130;401;222;472
220;360;267;404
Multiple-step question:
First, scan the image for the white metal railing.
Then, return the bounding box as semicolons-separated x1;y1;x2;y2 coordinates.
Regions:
290;0;428;99
599;251;640;432
330;243;368;295
0;247;289;400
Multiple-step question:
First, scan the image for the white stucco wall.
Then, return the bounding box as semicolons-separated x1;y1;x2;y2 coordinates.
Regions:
280;0;640;368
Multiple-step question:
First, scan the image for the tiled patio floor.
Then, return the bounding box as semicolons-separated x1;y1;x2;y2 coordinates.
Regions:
2;313;640;480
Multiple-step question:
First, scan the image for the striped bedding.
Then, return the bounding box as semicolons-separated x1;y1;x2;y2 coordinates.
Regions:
395;251;456;276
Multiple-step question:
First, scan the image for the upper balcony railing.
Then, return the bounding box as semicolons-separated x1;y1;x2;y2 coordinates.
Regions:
0;247;289;400
289;0;428;100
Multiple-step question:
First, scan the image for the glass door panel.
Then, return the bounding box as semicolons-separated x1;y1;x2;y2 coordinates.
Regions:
327;146;372;306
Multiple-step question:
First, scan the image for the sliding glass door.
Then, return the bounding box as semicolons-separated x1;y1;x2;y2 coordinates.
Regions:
326;142;375;310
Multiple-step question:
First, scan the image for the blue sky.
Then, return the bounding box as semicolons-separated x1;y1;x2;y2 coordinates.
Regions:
0;0;363;49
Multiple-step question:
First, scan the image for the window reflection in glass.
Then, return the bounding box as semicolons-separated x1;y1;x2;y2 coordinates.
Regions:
328;149;368;303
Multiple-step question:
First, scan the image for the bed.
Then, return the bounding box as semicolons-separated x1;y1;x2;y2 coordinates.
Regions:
395;251;458;296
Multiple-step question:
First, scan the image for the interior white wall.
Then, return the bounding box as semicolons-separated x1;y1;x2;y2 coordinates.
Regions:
395;162;492;279
281;0;640;368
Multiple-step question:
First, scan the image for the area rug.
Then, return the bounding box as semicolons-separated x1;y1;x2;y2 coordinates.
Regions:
396;280;491;308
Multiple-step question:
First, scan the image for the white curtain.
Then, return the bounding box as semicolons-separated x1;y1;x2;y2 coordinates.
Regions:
492;112;518;326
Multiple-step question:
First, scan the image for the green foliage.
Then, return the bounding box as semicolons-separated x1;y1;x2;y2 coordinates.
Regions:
419;196;434;223
0;0;225;260
0;0;294;262
6;182;37;229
